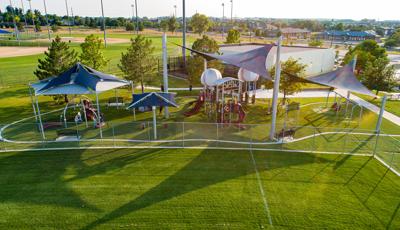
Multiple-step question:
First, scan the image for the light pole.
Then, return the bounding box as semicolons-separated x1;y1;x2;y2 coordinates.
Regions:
230;0;233;23
135;0;139;35
43;0;51;40
182;0;186;65
27;0;37;35
174;5;177;17
100;0;107;47
64;0;71;36
131;4;135;33
222;3;225;38
71;7;75;27
20;0;28;34
9;0;20;43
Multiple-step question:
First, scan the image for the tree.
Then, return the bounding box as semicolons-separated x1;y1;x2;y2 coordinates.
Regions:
168;16;179;33
225;29;240;44
34;36;77;80
80;34;108;70
384;29;400;48
186;36;224;90
334;23;344;31
118;35;156;93
159;19;168;32
34;36;77;103
359;58;396;95
125;22;135;31
269;58;307;104
343;40;388;73
189;13;211;35
51;24;60;32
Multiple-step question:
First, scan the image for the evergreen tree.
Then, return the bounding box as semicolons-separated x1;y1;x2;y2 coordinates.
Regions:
34;36;78;80
80;34;108;70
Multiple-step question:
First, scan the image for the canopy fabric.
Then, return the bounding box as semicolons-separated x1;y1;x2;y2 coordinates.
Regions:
0;29;12;34
306;60;376;97
31;63;130;95
127;92;178;109
177;44;274;80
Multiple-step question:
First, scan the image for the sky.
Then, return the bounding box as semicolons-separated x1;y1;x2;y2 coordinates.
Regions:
1;0;399;21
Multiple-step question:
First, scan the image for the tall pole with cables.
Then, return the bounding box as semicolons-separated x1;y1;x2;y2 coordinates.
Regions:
64;0;72;36
43;0;51;40
100;0;107;47
135;0;139;35
182;0;186;65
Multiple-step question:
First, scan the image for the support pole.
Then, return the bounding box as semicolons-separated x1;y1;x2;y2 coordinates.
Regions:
43;0;51;40
96;93;103;138
82;100;88;128
269;36;282;140
9;0;20;44
100;0;107;47
35;97;46;140
182;0;186;65
130;81;136;121
325;89;331;108
64;0;71;36
375;95;387;133
162;33;169;118
29;86;38;121
152;106;157;140
135;0;139;35
345;90;351;117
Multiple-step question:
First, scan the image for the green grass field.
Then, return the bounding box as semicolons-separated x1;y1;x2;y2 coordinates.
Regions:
0;148;399;229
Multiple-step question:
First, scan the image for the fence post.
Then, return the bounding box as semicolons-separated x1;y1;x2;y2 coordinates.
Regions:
312;127;316;153
112;123;116;148
182;122;185;148
373;131;381;157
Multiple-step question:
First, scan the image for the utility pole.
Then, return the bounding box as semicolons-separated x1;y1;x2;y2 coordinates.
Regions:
100;0;107;47
230;0;233;23
182;0;186;65
174;5;177;17
43;0;51;40
222;3;225;38
9;0;20;43
27;0;37;35
135;0;139;35
64;0;71;36
131;4;135;33
20;0;28;35
269;36;283;140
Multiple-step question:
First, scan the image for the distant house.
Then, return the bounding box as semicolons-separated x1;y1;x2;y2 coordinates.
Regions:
264;26;311;39
317;30;378;42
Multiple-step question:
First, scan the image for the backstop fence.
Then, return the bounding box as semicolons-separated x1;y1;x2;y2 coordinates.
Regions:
0;121;399;176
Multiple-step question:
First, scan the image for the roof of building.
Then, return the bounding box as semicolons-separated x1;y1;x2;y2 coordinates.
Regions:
323;30;376;37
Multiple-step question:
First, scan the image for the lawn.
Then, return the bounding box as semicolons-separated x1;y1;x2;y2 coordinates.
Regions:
0;148;398;229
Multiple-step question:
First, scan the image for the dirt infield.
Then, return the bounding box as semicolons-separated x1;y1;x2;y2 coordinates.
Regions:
0;47;47;58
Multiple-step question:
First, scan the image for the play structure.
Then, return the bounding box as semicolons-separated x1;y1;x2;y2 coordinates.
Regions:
185;68;254;124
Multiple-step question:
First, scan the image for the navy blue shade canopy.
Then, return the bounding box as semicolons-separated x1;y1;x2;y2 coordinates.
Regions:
177;44;274;80
306;60;376;97
31;63;130;95
0;29;12;34
127;92;178;109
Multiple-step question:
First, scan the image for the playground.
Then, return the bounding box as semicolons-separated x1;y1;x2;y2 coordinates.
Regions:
0;32;399;229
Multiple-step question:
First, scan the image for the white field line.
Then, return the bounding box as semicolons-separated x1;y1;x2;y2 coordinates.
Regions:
374;155;400;177
249;148;273;226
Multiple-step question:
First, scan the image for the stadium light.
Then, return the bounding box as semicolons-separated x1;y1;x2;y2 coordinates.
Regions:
64;0;72;36
20;0;28;34
135;0;139;35
100;0;107;47
222;2;225;38
42;0;51;40
27;0;37;35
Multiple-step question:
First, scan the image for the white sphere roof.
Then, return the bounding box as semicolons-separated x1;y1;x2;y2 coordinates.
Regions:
238;68;260;82
201;68;223;87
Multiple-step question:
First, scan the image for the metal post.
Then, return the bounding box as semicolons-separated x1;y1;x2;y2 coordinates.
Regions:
162;33;169;118
222;3;225;38
28;86;38;121
35;97;46;140
130;81;136;121
43;0;51;40
325;90;331;108
230;0;233;23
135;0;139;35
9;0;20;44
358;106;363;127
182;0;186;64
269;36;282;140
81;100;88;127
100;0;107;47
375;95;387;133
64;0;71;36
96;93;103;138
152;106;157;140
20;0;28;35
